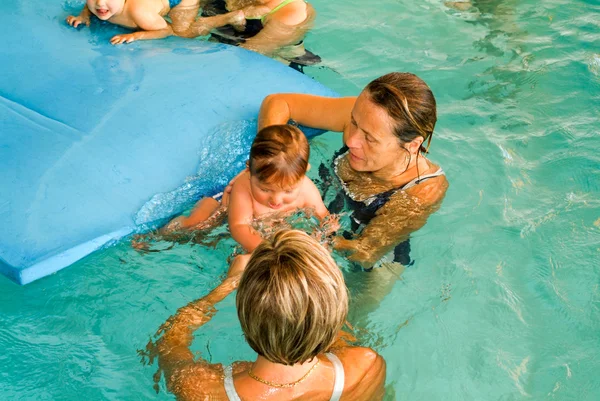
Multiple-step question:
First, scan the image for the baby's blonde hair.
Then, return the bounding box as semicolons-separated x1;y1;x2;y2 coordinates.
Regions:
237;230;348;365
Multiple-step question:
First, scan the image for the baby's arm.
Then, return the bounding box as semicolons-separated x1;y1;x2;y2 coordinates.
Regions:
303;178;340;239
303;178;329;220
111;8;173;44
228;180;264;252
66;5;92;28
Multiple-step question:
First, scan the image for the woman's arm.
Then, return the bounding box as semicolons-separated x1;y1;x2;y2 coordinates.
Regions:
258;94;356;132
335;177;448;267
154;255;249;380
240;1;310;56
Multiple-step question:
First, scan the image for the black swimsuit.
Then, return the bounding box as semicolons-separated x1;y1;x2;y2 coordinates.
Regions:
203;0;263;41
202;0;321;71
325;146;445;268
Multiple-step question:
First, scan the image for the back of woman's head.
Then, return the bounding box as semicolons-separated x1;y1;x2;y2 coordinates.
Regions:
249;125;309;188
366;72;437;152
237;230;348;365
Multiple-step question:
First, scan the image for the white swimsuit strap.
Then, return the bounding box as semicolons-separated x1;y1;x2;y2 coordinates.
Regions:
325;353;345;401
402;167;445;190
223;365;242;401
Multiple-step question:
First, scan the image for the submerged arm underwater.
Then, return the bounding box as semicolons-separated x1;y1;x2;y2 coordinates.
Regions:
143;256;249;397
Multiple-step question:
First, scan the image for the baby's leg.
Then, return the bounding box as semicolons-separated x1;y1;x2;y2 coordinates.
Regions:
181;197;221;228
161;197;220;233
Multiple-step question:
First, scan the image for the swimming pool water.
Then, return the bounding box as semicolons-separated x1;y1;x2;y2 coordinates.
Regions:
1;0;599;400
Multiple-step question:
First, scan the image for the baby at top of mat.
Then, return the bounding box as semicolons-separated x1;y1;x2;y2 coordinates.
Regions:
136;124;338;254
66;0;246;44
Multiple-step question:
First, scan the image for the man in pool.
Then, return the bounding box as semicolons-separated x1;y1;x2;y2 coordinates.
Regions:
66;0;245;44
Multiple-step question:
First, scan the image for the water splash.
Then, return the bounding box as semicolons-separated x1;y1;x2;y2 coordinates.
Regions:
134;119;257;225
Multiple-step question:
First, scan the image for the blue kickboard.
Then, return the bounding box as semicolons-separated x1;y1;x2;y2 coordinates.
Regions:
0;1;337;285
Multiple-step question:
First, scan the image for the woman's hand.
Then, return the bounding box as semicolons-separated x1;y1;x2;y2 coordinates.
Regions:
333;237;373;267
321;214;341;236
312;214;340;247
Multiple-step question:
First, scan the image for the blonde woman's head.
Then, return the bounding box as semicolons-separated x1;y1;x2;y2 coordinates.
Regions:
236;230;348;365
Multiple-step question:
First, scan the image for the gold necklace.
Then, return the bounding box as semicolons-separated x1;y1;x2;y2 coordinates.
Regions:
247;359;320;388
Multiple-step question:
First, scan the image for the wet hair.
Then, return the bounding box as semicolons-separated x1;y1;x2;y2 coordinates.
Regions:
236;230;348;365
365;72;437;153
249;125;309;188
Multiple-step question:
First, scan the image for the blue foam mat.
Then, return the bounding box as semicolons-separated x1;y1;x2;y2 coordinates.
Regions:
0;1;337;284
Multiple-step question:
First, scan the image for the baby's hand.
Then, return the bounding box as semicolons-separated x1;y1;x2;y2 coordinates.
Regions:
321;214;341;235
311;214;340;247
66;14;90;28
111;33;137;45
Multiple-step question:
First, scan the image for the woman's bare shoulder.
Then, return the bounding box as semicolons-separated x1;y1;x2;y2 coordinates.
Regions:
268;0;308;26
391;159;447;208
334;346;383;372
409;166;448;208
333;347;386;401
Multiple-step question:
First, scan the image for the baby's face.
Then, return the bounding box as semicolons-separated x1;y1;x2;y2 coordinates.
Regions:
87;0;125;20
250;177;303;211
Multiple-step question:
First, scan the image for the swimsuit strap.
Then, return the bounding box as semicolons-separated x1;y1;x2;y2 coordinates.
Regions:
223;365;243;401
401;167;445;190
325;353;345;401
260;0;305;22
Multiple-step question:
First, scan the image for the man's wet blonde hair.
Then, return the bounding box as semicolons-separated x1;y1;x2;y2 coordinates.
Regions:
237;230;348;365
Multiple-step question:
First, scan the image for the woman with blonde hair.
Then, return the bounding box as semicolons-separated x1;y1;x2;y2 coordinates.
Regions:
149;230;385;400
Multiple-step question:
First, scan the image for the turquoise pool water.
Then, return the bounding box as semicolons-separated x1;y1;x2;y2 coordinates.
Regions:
2;0;599;399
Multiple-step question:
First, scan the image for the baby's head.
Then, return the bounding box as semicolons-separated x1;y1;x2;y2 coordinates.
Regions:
87;0;125;20
248;125;310;210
